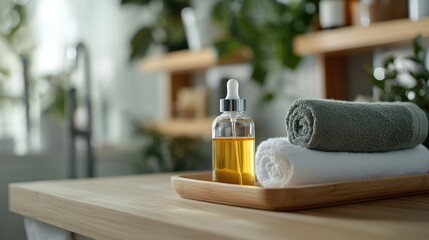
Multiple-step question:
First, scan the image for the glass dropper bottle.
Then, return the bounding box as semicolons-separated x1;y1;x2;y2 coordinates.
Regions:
212;79;255;185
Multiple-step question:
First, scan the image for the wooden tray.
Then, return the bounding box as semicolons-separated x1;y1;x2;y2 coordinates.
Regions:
171;172;429;211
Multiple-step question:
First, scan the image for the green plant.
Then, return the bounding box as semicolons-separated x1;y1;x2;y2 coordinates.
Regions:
121;1;318;100
121;0;190;60
0;1;33;98
366;35;429;112
0;2;29;54
211;0;319;101
131;125;211;173
40;72;70;119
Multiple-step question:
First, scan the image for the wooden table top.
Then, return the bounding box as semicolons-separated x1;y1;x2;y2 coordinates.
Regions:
9;173;429;240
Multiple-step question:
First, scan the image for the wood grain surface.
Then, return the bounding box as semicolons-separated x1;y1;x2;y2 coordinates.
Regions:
9;172;429;240
172;172;429;211
294;17;429;56
138;48;248;73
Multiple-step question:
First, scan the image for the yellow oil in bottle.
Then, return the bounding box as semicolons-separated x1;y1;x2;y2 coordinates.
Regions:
212;137;255;185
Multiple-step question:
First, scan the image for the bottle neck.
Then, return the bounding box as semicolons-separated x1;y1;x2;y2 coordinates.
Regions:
222;111;244;113
221;111;245;117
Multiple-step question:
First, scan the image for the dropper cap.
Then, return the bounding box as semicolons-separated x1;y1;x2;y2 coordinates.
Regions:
220;79;246;112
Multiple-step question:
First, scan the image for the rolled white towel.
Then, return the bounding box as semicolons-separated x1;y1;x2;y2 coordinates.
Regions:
255;138;429;187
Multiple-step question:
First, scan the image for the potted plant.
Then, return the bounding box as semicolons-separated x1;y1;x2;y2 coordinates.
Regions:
38;72;70;152
122;0;319;101
367;35;429;147
131;124;211;173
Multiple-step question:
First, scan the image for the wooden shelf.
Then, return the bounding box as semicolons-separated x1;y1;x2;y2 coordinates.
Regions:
138;48;248;73
138;18;429;74
148;118;213;139
140;18;429;117
294;17;429;56
139;48;246;136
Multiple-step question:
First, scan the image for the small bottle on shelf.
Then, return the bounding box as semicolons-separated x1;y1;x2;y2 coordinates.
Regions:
319;0;346;29
212;79;255;185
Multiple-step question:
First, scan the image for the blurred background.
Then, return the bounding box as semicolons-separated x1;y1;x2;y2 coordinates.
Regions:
1;0;428;238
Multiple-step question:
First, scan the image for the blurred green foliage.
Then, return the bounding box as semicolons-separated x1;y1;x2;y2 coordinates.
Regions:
0;1;33;98
131;125;211;173
367;35;429;112
121;0;190;60
211;0;319;100
121;0;319;101
40;73;70;119
1;3;26;53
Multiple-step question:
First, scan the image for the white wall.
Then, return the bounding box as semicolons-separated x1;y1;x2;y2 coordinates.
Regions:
30;0;168;147
0;1;171;238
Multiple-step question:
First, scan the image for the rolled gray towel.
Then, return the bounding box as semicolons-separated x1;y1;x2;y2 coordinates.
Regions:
286;98;428;152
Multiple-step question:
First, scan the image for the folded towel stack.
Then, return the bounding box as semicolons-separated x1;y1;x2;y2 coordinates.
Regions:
256;99;429;187
256;138;429;187
286;98;428;152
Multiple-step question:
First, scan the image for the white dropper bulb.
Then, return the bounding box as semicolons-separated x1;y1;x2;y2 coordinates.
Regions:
219;78;245;112
225;79;240;99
